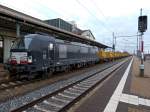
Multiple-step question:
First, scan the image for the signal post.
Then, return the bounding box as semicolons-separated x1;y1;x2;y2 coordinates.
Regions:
138;9;147;77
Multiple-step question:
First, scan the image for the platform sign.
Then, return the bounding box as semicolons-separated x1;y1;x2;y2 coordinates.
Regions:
138;15;147;32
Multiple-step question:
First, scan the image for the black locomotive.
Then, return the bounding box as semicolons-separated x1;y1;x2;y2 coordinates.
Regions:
5;33;99;79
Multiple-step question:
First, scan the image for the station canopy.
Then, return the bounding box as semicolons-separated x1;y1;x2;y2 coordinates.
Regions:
0;4;110;49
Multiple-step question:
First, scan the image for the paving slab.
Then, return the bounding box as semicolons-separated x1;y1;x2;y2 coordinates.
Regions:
130;56;150;98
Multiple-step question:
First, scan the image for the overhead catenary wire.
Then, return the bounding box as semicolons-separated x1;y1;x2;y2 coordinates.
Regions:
121;39;137;44
115;34;141;38
75;0;113;33
89;0;109;21
89;0;119;32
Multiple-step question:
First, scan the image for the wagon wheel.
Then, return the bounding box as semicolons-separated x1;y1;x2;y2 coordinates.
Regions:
16;73;21;80
65;65;70;73
42;68;53;79
47;68;53;78
27;72;34;80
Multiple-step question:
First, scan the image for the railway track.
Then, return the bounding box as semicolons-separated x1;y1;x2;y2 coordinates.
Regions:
10;58;131;112
0;65;102;92
0;80;32;91
0;77;48;92
0;67;92;91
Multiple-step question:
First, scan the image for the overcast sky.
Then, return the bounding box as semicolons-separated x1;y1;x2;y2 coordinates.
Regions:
0;0;150;53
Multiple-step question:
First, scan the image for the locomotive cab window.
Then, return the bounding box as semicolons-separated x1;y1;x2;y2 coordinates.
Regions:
12;38;24;49
11;37;32;49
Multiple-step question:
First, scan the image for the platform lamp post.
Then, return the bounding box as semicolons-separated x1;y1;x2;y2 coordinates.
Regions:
138;8;148;77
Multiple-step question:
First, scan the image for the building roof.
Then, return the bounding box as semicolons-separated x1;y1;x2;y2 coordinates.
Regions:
81;30;95;40
0;4;110;48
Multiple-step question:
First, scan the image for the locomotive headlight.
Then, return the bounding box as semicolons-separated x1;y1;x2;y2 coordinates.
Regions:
28;56;32;64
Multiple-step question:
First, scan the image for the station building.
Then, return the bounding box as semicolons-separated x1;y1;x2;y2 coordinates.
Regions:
45;18;95;41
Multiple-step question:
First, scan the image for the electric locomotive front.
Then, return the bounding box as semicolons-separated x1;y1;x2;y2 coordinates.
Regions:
5;34;55;79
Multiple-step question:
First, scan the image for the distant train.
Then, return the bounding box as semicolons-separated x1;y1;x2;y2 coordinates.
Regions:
5;33;100;79
97;50;129;62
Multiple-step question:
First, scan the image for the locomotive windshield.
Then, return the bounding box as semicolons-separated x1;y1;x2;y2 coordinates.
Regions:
12;37;32;49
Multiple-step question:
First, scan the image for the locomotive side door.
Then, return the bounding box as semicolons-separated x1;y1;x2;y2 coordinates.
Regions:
48;42;54;65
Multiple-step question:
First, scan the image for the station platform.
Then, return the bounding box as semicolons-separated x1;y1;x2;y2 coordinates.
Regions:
68;56;150;112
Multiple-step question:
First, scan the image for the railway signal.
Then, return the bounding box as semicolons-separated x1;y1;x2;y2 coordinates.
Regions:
138;15;147;33
138;9;148;77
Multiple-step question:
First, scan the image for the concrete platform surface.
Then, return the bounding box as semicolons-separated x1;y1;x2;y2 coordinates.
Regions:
68;57;150;112
126;56;150;112
130;56;150;98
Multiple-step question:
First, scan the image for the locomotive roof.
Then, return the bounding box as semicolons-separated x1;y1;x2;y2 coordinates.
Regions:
25;34;55;42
